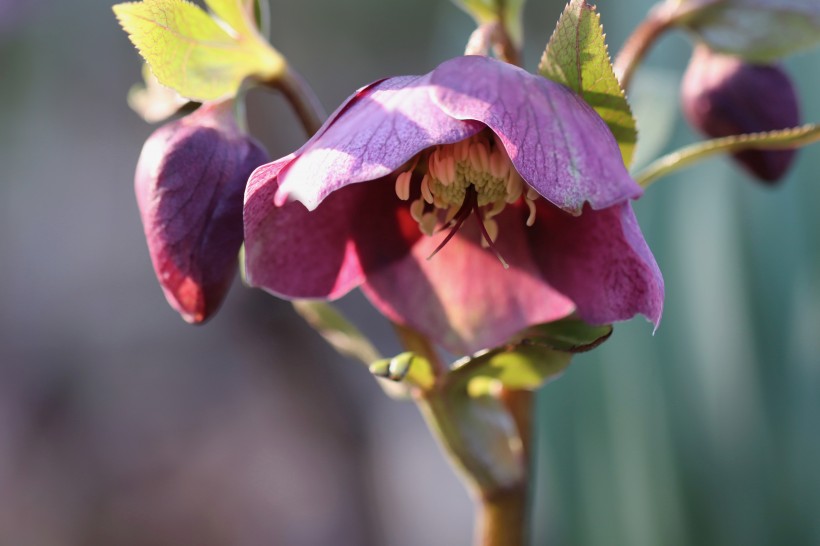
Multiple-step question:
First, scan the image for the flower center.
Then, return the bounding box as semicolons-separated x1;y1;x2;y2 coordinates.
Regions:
394;134;540;268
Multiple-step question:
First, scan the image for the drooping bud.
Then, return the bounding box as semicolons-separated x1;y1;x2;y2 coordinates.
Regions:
681;45;801;183
135;100;268;323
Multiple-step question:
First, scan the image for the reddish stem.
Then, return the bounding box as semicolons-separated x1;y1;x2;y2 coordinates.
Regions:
613;4;676;90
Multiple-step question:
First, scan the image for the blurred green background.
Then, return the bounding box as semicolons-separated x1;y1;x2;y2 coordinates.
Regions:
0;0;818;545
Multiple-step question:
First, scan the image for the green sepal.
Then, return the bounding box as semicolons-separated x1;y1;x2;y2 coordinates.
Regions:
539;0;638;166
514;318;613;353
370;352;435;391
458;344;573;397
445;318;612;396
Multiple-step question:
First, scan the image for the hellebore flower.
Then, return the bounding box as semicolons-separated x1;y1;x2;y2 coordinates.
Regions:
244;56;664;355
136;100;269;323
682;45;801;183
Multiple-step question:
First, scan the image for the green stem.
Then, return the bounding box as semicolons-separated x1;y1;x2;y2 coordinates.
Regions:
417;390;528;546
272;66;326;137
613;3;676;90
635;124;820;188
399;329;528;546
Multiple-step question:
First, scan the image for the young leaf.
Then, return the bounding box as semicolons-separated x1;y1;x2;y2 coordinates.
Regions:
113;0;283;101
204;0;254;35
539;0;637;166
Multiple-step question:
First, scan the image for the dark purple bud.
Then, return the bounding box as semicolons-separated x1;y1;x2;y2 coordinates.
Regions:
681;45;801;183
135;101;269;323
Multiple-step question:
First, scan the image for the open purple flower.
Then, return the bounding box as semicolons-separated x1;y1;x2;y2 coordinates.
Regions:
244;56;664;355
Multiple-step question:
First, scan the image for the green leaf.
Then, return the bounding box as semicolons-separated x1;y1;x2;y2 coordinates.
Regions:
516;318;613;353
539;0;637;167
204;0;254;34
673;0;820;62
452;344;573;396
370;352;435;391
113;0;284;101
451;0;525;47
636;124;820;188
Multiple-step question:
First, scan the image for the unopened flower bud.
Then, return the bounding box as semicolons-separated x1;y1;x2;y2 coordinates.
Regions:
135;100;268;323
681;45;801;183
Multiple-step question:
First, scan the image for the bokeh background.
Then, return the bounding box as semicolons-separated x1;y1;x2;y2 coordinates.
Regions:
1;0;819;544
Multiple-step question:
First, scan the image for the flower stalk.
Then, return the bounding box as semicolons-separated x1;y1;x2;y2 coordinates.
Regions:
268;65;327;137
416;376;529;546
613;2;676;90
476;484;528;546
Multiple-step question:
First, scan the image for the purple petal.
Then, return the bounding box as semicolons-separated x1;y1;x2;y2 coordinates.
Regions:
358;200;576;355
277;74;484;210
527;201;664;328
430;55;641;213
136;102;269;323
244;158;370;299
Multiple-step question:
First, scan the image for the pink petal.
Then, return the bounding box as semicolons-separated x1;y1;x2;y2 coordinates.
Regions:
244;157;366;299
527;201;664;328
277;74;484;210
430;55;641;213
359;201;576;355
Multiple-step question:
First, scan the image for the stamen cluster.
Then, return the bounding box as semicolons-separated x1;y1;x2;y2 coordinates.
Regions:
393;134;540;265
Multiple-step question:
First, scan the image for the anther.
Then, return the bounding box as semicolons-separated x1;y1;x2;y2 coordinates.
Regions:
420;175;434;204
420;212;437;236
525;197;537;227
439;154;456;186
470;141;490;173
427;150;440;180
485;199;506;220
410;199;425;222
394;170;412;201
505;171;523;203
454;139;470;162
489;149;509;179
